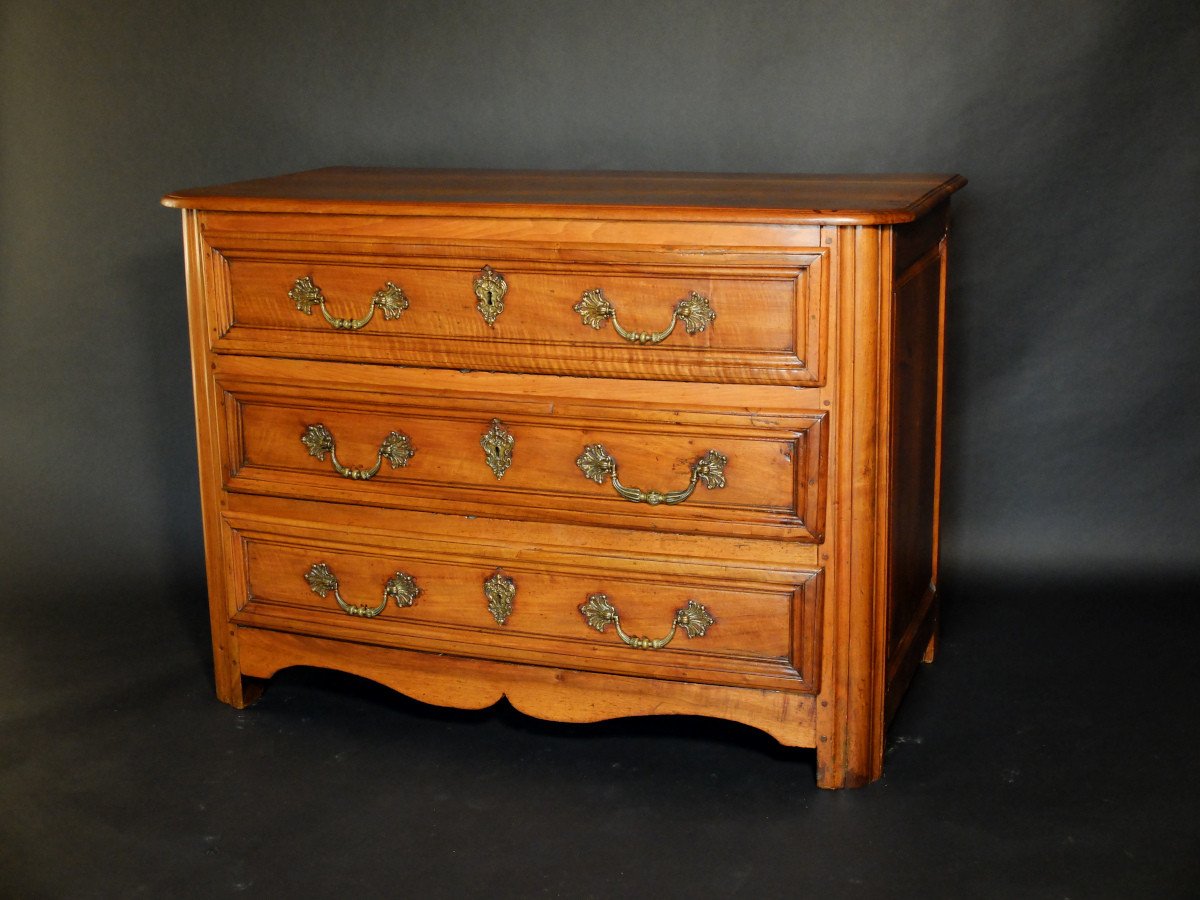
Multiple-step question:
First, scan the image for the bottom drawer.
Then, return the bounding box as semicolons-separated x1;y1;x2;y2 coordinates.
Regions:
222;514;822;692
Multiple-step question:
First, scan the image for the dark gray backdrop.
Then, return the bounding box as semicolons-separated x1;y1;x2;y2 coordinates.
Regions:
3;1;1197;606
2;1;1199;894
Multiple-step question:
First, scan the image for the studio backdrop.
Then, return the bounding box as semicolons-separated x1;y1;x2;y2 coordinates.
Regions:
1;0;1196;631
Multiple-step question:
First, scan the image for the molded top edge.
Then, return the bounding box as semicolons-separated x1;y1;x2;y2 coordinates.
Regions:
162;167;966;224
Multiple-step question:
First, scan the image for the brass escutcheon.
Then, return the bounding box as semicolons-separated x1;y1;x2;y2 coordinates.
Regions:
473;266;508;326
483;569;516;625
480;419;515;479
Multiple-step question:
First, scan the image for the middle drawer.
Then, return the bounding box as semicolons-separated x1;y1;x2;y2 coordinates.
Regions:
215;361;827;543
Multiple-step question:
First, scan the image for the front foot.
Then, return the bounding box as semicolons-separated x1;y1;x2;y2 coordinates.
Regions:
219;674;266;709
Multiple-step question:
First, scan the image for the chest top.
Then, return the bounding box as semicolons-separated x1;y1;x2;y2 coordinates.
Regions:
163;167;965;223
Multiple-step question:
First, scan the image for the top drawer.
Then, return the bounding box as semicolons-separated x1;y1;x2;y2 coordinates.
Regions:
197;213;827;385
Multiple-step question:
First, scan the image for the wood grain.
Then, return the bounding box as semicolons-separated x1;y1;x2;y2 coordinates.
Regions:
205;214;826;385
237;627;819;748
165;167;966;225
166;167;965;788
221;363;826;542
226;515;821;692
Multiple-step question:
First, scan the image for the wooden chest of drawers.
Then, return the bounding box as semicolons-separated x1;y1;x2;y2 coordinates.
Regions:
164;168;964;788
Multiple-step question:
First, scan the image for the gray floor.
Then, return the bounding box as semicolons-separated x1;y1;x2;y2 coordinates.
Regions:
2;574;1197;897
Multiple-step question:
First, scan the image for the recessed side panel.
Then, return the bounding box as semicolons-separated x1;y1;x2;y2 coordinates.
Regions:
885;237;945;682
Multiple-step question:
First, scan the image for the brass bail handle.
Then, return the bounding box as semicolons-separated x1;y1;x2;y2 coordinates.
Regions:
575;445;727;505
304;563;421;618
288;275;410;331
573;289;715;345
579;594;715;649
300;424;415;480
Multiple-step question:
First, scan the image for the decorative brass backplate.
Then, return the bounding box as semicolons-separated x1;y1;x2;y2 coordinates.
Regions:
575;444;727;505
304;563;421;618
480;419;515;479
579;594;714;649
483;569;516;625
573;288;715;344
384;572;421;609
301;424;415;480
473;266;508;326
289;276;410;331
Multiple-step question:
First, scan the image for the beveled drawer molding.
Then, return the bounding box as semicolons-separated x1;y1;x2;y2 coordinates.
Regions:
204;238;827;385
224;512;822;693
217;361;827;542
166;167;965;788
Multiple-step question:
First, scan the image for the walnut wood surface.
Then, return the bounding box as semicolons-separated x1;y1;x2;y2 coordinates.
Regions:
237;628;819;748
167;168;963;788
203;211;825;385
221;252;820;385
165;167;966;224
222;364;826;541
229;516;821;692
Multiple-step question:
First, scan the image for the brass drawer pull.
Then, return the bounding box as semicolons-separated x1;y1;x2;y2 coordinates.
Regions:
576;444;727;505
573;288;715;345
288;275;410;330
301;423;414;480
580;594;714;649
304;563;421;618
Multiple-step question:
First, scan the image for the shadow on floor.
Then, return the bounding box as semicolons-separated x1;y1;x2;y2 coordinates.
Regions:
2;574;1197;896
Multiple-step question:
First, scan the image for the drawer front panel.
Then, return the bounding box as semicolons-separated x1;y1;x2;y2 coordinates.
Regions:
203;237;825;385
219;373;827;542
224;515;822;692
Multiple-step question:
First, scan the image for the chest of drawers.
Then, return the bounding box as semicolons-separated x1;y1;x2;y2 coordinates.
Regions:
163;168;964;788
